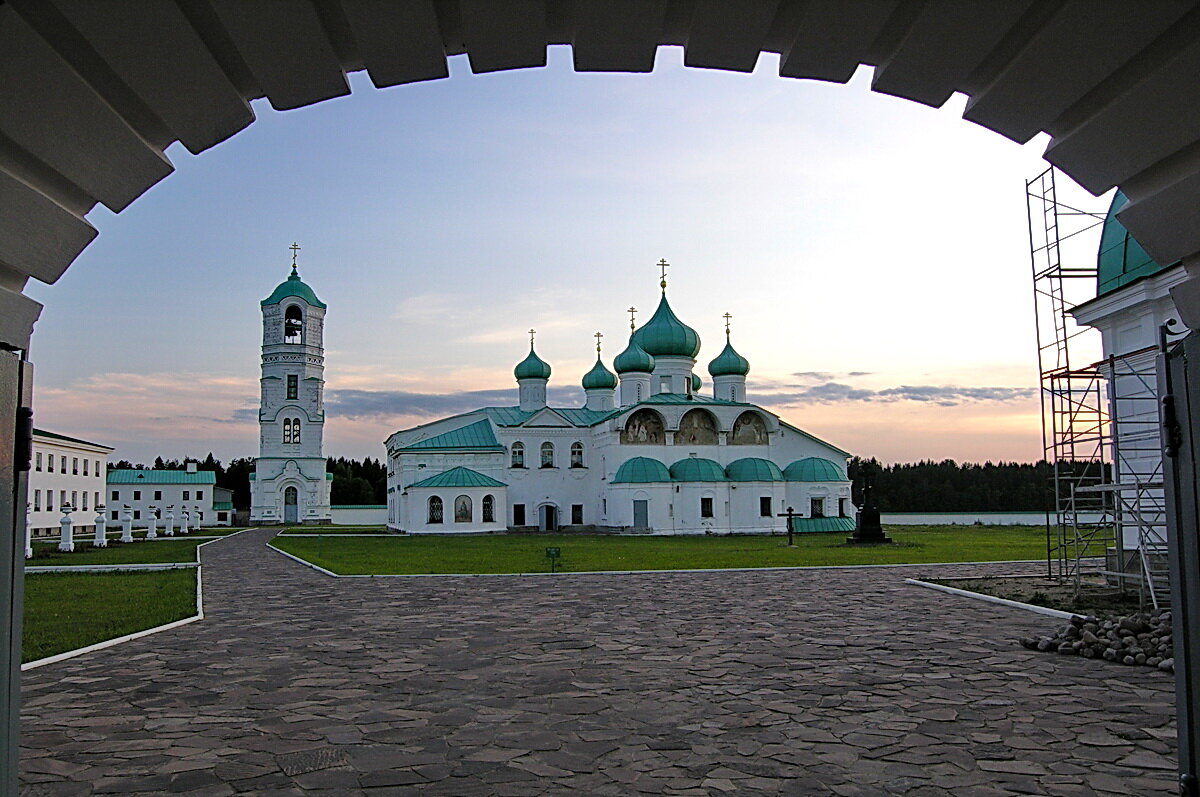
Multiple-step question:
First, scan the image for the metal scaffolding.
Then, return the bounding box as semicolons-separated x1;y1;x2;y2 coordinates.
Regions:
1026;166;1168;606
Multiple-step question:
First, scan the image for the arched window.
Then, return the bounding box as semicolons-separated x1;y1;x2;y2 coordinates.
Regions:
282;418;293;444
428;496;443;524
482;494;495;523
293;419;301;444
540;442;555;468
511;442;525;468
284;305;304;344
454;495;472;522
570;442;584;468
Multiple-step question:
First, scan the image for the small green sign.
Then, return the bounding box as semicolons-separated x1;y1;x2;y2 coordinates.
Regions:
545;547;560;559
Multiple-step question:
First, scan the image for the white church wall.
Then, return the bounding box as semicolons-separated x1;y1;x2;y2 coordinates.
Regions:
28;433;111;538
404;486;507;534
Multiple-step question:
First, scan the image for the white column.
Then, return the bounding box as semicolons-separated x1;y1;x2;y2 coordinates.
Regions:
58;506;74;553
164;506;175;536
94;507;107;549
146;506;158;540
121;506;134;543
179;509;189;535
24;502;33;559
193;505;202;529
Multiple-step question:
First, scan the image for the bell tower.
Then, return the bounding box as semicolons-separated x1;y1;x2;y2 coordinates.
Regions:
249;244;332;524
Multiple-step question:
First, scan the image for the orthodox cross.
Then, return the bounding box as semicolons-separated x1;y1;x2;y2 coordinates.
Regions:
528;328;536;348
289;242;301;274
628;306;637;331
594;331;603;355
657;258;670;290
723;312;732;337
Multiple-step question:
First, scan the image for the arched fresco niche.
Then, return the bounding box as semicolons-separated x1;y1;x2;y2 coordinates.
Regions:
621;409;665;445
675;409;719;445
731;411;769;445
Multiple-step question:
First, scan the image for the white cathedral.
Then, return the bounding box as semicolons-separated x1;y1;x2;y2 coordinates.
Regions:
384;272;854;535
249;251;332;524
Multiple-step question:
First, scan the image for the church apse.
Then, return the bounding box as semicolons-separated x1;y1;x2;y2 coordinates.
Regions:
621;409;665;445
730;411;769;445
675;409;719;445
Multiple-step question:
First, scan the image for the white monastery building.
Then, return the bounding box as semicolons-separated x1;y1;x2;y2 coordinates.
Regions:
27;429;111;539
250;249;332;524
386;272;853;535
106;461;231;529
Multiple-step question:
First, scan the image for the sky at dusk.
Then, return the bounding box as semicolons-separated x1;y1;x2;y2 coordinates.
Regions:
26;48;1111;466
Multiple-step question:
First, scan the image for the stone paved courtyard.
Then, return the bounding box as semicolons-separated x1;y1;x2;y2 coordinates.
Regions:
20;529;1177;795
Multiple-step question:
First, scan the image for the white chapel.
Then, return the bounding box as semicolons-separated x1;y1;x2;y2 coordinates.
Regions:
250;247;332;524
385;268;853;535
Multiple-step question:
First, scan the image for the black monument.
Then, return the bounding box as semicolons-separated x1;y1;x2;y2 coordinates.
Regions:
848;465;893;545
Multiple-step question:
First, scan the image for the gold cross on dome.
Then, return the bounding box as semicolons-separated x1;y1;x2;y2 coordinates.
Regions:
628;306;637;331
528;328;536;348
723;312;732;337
594;331;603;355
657;258;670;290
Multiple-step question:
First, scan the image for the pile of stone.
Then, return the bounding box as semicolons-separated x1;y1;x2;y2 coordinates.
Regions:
1020;610;1174;672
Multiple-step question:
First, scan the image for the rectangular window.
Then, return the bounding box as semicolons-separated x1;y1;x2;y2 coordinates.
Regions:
133;490;141;501
71;491;77;509
82;492;89;511
183;491;190;500
701;497;714;518
83;459;89;476
839;497;848;517
759;496;772;517
33;490;40;511
154;490;162;500
111;510;118;520
47;491;53;511
61;455;68;472
218;512;228;522
95;460;101;476
659;376;671;393
111;490;119;501
133;510;141;520
47;456;54;473
571;504;583;525
513;504;526;526
72;457;79;475
196;490;203;500
811;498;825;518
287;374;298;400
60;490;66;508
35;452;42;471
94;492;100;509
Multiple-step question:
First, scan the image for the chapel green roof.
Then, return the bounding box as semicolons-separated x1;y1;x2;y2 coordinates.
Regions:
582;357;618;390
708;339;750;377
261;268;327;309
669;458;727;482
783;457;848;482
726;457;783;482
514;346;552;380
612;457;671;484
107;469;216;484
408;466;507;489
790;516;855;533
632;294;701;358
401;419;504;451
1096;190;1176;297
613;338;655;374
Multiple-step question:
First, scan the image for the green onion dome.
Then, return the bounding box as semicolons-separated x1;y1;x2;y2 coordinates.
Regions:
690;373;702;393
783;457;847;482
726;457;784;482
261;268;326;309
708;339;750;377
514;347;551;380
632;294;701;358
613;457;671;483
582;357;617;390
1097;190;1173;297
669;458;727;482
614;338;655;374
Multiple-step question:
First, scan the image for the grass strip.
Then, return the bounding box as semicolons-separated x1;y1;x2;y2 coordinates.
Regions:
27;539;205;566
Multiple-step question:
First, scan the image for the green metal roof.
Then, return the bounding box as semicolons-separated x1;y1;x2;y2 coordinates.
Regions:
632;294;700;358
401;419;504;451
514;346;552;380
790;516;854;533
32;428;113;450
708;339;750;377
614;337;654;374
783;457;847;482
261;268;326;309
582;357;618;390
331;504;386;509
408;466;507;489
213;502;234;511
612;457;671;484
638;393;749;407
669;458;727;482
107;469;216;484
1096;190;1175;297
726;457;783;482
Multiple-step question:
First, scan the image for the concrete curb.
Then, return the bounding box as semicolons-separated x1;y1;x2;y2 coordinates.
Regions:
904;577;1078;620
25;562;198;574
20;529;251;671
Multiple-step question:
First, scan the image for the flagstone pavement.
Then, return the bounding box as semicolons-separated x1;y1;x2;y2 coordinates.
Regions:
20;529;1177;795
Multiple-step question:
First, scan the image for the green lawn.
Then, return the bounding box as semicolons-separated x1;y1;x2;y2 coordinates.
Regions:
22;569;197;663
271;525;1086;575
276;525;392;535
27;539;205;566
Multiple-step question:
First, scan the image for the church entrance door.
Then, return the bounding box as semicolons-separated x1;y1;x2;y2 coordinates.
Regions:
633;500;649;529
539;505;558;532
284;487;298;523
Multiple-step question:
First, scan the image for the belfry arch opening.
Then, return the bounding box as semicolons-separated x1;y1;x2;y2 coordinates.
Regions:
283;305;304;344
